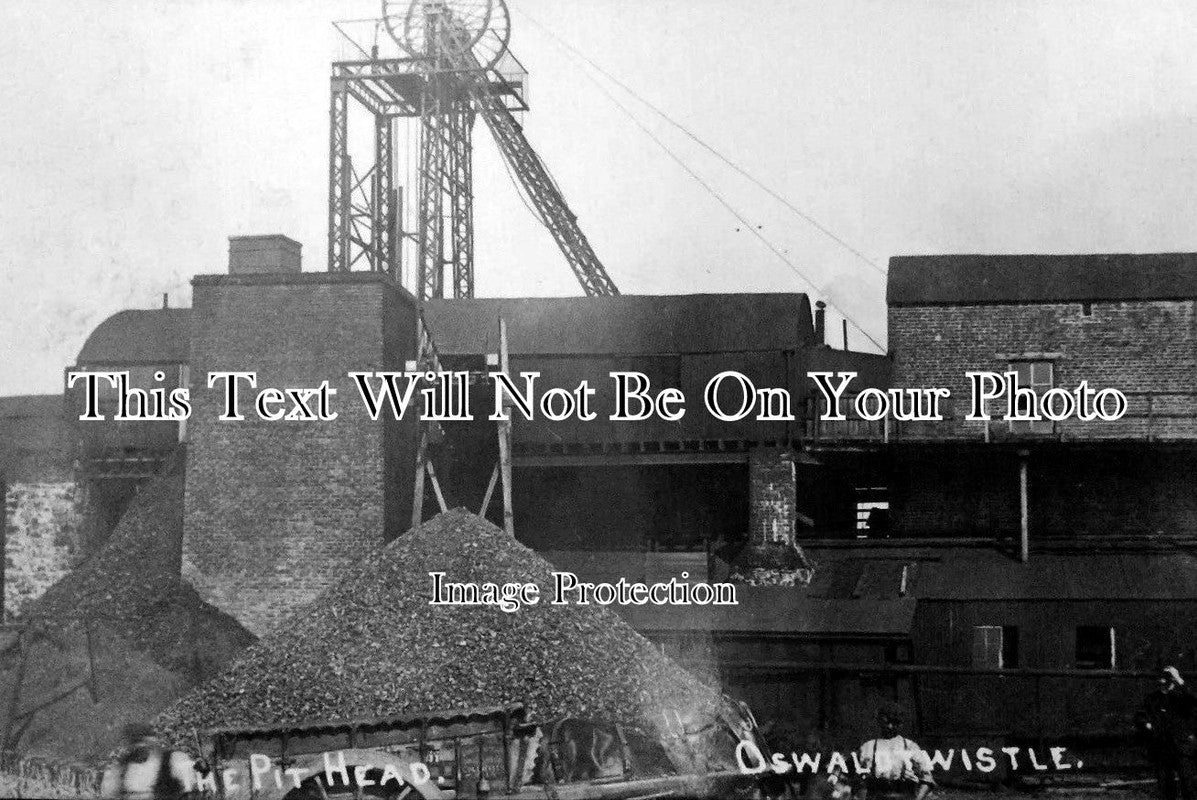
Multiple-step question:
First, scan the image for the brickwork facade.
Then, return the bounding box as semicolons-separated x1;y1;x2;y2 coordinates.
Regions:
889;300;1197;440
887;296;1197;539
748;447;797;546
182;272;418;635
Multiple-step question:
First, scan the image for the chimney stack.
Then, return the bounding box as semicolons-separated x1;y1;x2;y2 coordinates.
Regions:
228;234;302;274
814;300;826;345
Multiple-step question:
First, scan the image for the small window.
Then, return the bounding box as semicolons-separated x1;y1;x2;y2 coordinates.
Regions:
1081;302;1093;317
1076;626;1115;669
1010;360;1054;435
855;487;889;539
972;626;1002;668
973;625;1019;669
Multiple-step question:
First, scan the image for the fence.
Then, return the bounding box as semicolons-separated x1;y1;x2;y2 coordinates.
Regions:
0;750;103;799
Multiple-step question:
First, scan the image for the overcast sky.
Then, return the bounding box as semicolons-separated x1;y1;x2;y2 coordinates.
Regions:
4;0;1197;395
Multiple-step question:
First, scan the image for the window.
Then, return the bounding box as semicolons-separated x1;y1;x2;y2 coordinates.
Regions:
1081;302;1093;317
1076;626;1115;669
1001;626;1020;668
885;642;911;664
1009;360;1054;435
972;625;1019;669
855;487;889;539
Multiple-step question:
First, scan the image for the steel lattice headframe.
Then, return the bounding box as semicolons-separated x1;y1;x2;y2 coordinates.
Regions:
327;0;619;299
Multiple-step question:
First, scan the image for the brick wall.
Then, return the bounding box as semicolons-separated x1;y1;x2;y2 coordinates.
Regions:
889;300;1197;440
748;448;796;546
4;482;80;619
182;273;418;636
732;448;813;585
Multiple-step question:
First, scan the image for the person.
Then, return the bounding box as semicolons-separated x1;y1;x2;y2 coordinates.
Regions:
1138;666;1197;800
852;702;935;800
100;723;196;800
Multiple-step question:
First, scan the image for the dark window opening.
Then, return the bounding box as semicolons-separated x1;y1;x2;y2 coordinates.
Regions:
1076;626;1115;669
1002;626;1020;669
1081;302;1093;316
885;642;911;664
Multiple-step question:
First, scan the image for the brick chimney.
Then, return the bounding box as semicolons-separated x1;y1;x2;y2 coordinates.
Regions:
228;234;302;274
730;447;815;586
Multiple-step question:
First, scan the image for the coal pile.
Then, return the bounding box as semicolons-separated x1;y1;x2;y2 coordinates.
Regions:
158;509;723;741
3;475;254;760
25;475;254;677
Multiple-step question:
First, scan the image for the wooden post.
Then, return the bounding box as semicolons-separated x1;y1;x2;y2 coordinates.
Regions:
479;463;500;517
497;318;516;536
412;430;428;529
426;460;448;513
1019;450;1030;562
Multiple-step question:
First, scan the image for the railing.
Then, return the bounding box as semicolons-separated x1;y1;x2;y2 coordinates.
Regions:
804;392;1197;444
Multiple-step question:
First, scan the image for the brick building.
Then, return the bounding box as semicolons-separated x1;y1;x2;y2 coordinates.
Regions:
885;253;1197;545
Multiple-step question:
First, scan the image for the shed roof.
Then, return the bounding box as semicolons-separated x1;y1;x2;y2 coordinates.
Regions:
0;394;62;419
913;550;1197;601
805;348;892;391
800;546;1197;602
619;592;915;637
888;253;1197;306
423;294;814;356
76;308;191;364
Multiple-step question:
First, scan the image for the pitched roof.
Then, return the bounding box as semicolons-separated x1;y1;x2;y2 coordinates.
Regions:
76;308;191;364
888;253;1197;306
423;294;814;356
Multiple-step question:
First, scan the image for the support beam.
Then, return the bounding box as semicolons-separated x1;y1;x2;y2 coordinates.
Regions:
411;430;428;529
425;460;448;513
372;114;395;276
327;82;351;272
479;462;499;517
497;318;515;536
1018;449;1030;563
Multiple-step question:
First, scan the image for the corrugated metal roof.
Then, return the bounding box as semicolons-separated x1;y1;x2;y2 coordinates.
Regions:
888;253;1197;306
76;308;191;364
619;590;916;636
423;294;814;356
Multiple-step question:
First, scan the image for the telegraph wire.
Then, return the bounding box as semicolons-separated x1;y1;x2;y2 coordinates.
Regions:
515;10;886;352
516;8;888;280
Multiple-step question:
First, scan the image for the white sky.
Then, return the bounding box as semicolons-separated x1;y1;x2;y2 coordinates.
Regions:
4;0;1197;395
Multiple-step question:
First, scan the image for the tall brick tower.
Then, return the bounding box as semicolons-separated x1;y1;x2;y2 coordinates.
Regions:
182;236;420;635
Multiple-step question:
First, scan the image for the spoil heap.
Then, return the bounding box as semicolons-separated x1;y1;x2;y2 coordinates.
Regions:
3;475;254;760
159;509;723;740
